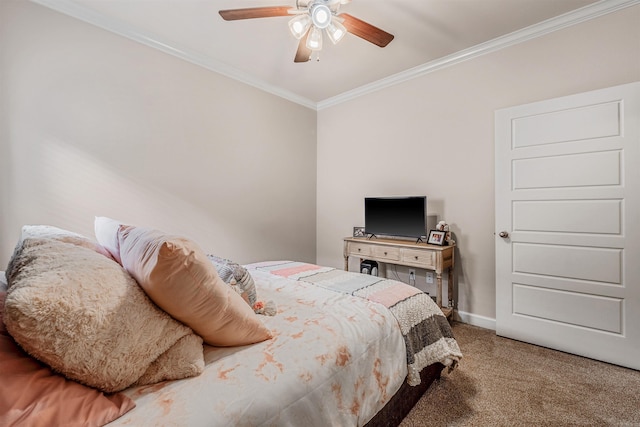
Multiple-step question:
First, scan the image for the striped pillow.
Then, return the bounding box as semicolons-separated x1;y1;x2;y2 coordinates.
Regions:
207;255;257;307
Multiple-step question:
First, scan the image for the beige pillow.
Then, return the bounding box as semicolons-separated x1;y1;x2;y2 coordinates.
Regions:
4;233;204;393
13;224;115;260
117;226;272;346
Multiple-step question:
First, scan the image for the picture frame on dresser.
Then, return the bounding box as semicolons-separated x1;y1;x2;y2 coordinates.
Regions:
353;226;366;238
427;230;446;246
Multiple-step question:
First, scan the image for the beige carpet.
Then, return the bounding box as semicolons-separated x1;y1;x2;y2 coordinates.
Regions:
400;322;640;426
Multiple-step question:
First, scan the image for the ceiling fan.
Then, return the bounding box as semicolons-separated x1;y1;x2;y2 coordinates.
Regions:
219;0;394;63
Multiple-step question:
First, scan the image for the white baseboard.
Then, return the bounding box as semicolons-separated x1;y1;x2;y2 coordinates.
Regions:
453;310;496;330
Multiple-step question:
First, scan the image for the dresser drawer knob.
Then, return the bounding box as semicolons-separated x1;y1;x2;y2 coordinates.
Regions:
384;252;387;255
415;256;419;260
358;248;361;252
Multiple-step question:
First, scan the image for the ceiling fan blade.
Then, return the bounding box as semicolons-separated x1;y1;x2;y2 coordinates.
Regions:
294;34;312;63
219;6;293;21
339;13;394;47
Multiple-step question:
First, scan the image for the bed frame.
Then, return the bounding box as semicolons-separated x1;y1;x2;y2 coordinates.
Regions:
365;362;444;426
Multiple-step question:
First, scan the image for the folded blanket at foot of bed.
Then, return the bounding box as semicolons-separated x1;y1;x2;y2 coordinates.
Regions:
249;261;462;386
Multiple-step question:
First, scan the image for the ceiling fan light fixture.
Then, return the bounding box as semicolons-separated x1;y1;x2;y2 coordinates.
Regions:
326;18;346;44
306;25;323;51
218;1;394;63
310;3;331;29
288;14;311;39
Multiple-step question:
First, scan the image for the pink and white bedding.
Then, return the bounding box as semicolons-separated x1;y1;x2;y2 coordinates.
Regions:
2;222;462;426
257;261;462;386
108;261;461;426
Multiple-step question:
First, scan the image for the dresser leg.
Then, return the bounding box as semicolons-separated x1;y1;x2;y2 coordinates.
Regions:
436;273;443;307
448;268;454;308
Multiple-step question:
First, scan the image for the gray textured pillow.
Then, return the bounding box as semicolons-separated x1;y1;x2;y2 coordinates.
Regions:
207;254;258;306
4;227;204;392
207;254;277;316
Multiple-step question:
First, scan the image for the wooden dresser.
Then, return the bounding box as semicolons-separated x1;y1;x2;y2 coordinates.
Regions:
343;237;455;318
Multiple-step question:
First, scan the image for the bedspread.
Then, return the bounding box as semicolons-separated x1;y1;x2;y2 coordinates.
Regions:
111;262;409;426
250;261;462;386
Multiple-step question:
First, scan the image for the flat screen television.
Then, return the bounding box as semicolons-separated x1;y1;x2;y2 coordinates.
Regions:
364;196;427;240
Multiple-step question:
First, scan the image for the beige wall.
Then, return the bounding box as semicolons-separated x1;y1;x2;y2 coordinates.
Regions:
0;0;317;266
316;6;640;321
2;1;638;323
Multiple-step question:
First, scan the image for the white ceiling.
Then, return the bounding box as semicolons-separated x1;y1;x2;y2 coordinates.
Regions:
34;0;634;108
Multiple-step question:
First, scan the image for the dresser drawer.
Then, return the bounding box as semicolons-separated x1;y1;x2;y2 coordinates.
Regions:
371;245;400;261
348;243;371;257
401;249;436;269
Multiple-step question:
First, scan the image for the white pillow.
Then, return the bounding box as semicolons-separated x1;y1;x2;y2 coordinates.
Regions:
94;216;123;263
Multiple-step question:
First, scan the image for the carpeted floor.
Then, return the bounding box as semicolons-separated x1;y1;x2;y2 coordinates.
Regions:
400;322;640;426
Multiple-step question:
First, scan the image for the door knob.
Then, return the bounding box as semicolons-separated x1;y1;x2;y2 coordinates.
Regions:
498;231;509;238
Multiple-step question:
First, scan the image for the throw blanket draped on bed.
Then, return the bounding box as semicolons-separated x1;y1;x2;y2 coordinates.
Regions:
250;261;462;386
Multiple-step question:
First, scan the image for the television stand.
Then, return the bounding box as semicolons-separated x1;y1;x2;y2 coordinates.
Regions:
343;237;455;319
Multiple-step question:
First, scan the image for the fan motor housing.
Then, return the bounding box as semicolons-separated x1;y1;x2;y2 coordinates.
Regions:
310;3;332;28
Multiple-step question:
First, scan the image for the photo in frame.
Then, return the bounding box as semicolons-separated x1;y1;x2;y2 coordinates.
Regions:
353;227;366;238
427;229;446;246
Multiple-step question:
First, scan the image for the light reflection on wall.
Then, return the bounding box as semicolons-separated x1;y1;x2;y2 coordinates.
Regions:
38;139;241;256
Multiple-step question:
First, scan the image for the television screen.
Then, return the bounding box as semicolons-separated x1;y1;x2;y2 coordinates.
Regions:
364;196;427;239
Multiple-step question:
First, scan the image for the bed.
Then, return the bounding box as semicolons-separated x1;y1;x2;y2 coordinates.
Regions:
0;222;461;427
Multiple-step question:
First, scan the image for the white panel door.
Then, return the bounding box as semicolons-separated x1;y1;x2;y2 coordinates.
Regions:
495;82;640;369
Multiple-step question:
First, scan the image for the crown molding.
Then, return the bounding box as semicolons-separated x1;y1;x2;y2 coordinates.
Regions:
31;0;639;111
30;0;318;110
316;0;640;110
